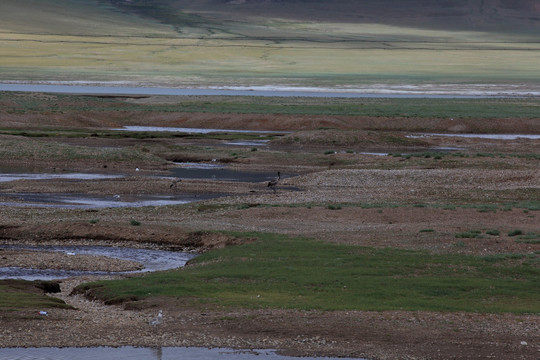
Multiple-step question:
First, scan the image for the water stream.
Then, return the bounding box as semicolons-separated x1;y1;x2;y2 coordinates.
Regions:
0;192;214;209
0;82;510;98
0;347;364;360
113;126;285;134
169;167;284;183
0;245;196;280
0;173;123;182
0;164;288;209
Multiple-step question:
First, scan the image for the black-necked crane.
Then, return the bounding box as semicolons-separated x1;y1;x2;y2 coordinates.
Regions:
170;178;181;190
267;171;281;192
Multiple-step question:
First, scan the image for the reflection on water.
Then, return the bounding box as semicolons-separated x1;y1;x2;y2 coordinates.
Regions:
0;347;365;360
0;245;196;280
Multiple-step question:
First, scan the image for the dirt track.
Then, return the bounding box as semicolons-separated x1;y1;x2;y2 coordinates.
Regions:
0;107;539;359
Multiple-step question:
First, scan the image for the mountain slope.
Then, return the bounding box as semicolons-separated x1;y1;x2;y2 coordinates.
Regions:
107;0;540;34
0;0;176;36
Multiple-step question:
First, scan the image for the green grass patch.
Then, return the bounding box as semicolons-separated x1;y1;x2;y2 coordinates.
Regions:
3;92;540;119
0;127;276;142
76;232;540;314
0;280;71;311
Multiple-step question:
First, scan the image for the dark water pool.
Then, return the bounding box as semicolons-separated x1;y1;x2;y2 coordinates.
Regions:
169;168;284;183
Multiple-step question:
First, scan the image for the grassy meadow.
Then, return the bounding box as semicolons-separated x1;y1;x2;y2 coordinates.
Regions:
77;232;540;314
2;91;540;119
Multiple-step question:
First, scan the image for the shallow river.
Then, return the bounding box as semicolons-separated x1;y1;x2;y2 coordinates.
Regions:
0;83;502;98
0;347;364;360
0;245;196;280
0;164;290;209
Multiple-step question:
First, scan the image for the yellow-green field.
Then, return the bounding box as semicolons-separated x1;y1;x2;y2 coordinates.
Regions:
1;0;539;87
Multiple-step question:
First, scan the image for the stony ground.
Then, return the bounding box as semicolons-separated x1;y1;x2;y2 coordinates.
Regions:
0;249;143;272
0;106;539;359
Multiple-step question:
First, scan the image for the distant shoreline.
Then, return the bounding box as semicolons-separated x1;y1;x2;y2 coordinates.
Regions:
1;82;538;98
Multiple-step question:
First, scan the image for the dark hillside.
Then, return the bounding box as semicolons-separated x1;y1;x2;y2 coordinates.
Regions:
106;0;540;33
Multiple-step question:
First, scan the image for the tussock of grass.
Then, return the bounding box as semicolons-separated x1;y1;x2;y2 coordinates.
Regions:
76;232;540;314
455;230;482;239
508;229;524;237
326;204;342;210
